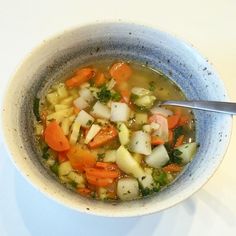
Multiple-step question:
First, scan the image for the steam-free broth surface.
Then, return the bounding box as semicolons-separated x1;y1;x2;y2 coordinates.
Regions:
34;60;197;201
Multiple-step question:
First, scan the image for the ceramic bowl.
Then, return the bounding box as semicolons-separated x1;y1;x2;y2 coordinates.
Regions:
1;22;232;217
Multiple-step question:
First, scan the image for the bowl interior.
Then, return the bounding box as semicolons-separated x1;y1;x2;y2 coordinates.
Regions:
2;23;232;217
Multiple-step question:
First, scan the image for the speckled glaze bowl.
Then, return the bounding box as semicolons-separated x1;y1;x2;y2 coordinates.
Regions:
1;22;232;217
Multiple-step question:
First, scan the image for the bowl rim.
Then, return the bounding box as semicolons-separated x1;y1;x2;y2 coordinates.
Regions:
1;21;233;217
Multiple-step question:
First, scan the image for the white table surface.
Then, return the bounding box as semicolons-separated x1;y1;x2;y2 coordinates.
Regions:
0;0;236;235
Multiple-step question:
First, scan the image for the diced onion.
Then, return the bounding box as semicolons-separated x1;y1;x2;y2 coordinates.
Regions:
110;102;130;122
129;131;152;155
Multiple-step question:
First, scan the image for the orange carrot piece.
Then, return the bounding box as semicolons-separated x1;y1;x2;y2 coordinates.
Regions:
178;115;189;126
151;136;165;145
58;152;68;164
65;68;95;88
85;167;119;179
163;163;182;173
86;174;114;187
44;121;70;152
77;188;91;196
96;162;112;169
88;125;118;149
95;72;106;87
109;62;132;83
167;115;180;129
168;129;174;144
175;134;184;147
67;145;96;171
174;107;182;116
120;89;131;104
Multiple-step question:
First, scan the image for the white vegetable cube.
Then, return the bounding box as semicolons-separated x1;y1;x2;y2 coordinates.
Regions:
129;131;152;155
75;110;94;128
69;121;81;145
79;88;94;103
73;97;89;110
145;144;169;168
117;178;139;201
110;102;130;122
85;124;101;144
150;122;160;131
143;124;151;133
91;101;111;120
138;173;155;189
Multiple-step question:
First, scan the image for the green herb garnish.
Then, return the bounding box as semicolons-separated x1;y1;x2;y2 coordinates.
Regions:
86;120;93;126
152;169;169;186
42;146;50;160
50;162;59;175
173;126;184;144
169;149;183;164
33;97;40;121
149;81;156;91
111;92;121;101
97;86;111;103
70;181;78;188
97;153;105;161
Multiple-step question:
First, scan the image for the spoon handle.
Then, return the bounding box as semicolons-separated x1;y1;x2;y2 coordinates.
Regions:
161;101;236;115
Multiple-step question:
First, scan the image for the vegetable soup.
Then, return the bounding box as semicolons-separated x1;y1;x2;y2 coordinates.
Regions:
34;61;197;201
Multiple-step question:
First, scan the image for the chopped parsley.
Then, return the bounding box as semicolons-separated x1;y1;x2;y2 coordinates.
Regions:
42;146;50;160
111;92;121;101
70;181;78;188
97;86;111;103
173;126;184;144
86;120;93;126
149;81;156;91
97;153;105;160
50;162;59;176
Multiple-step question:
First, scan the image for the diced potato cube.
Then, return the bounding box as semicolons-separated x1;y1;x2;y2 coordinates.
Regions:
73;97;89;110
117;178;139;201
57;83;69;99
75;110;94;128
60;96;74;105
55;104;69;111
91;101;111;120
47;92;59;105
46;108;73;123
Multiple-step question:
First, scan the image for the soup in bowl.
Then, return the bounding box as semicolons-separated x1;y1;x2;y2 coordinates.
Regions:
1;22;232;216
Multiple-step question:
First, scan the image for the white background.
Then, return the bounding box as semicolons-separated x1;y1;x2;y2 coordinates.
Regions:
0;0;236;235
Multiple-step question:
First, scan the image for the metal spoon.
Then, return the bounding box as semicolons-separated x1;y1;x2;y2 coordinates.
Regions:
160;100;236;115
